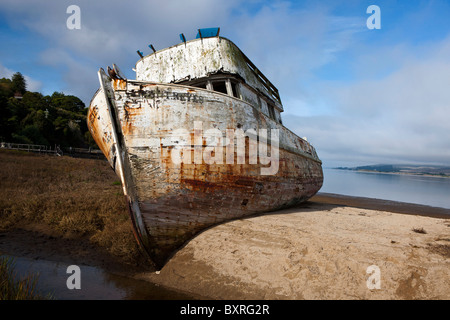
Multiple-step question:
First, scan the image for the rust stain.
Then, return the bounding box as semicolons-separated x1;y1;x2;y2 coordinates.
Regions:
121;101;143;136
113;79;127;91
87;104;109;158
88;37;323;269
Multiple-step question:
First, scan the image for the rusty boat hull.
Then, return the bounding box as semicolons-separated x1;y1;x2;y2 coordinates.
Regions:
88;35;323;268
88;76;323;268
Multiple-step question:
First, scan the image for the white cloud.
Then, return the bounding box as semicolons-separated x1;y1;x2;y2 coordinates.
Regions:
283;35;450;166
0;0;241;103
219;2;368;121
1;0;449;166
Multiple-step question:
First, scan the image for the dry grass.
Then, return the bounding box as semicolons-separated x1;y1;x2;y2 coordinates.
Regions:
0;149;142;266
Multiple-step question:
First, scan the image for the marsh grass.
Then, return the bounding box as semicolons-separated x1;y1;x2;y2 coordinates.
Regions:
0;256;53;300
0;150;142;265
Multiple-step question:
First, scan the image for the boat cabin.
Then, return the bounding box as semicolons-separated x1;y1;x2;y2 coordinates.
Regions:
134;28;283;124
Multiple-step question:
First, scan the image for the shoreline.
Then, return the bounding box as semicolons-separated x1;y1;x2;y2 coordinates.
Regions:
311;192;450;219
1;193;449;299
330;168;450;179
135;194;449;299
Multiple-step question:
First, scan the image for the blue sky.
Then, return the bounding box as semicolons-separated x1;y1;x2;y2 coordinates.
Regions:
1;0;449;167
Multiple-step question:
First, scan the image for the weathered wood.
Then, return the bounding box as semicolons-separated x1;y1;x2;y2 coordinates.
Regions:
88;36;323;269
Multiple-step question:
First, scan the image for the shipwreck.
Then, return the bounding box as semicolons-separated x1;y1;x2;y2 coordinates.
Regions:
88;28;323;269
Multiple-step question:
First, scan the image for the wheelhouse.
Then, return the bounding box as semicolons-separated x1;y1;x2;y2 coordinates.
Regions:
135;29;284;124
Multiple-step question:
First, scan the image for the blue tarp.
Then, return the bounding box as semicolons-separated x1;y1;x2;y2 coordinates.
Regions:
195;27;220;39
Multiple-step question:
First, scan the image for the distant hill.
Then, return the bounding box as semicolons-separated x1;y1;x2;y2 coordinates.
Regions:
335;164;450;177
0;72;96;148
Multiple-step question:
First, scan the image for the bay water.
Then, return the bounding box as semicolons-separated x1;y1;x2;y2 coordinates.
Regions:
321;168;450;210
1;255;197;300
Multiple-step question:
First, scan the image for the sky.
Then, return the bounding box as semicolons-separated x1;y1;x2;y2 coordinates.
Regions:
0;0;449;168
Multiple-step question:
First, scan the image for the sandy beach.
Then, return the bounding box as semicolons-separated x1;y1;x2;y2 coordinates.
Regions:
134;193;450;300
1;191;449;300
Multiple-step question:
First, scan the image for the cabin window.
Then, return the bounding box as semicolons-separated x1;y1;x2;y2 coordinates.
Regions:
269;106;282;124
211;81;228;94
184;77;241;98
224;79;240;98
191;82;207;89
230;81;239;98
268;103;276;121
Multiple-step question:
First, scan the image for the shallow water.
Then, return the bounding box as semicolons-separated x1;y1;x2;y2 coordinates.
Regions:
2;255;196;300
321;168;450;210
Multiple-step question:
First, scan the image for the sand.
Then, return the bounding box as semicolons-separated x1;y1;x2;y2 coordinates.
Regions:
136;194;450;300
1;193;449;300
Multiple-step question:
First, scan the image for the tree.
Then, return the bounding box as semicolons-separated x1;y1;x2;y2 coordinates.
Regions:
22;92;47;111
11;72;26;95
50;92;85;113
13;124;49;145
1;73;93;148
0;94;10;140
0;78;13;98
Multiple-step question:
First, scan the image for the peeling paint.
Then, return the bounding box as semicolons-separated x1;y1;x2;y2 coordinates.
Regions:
89;37;323;269
136;37;282;109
